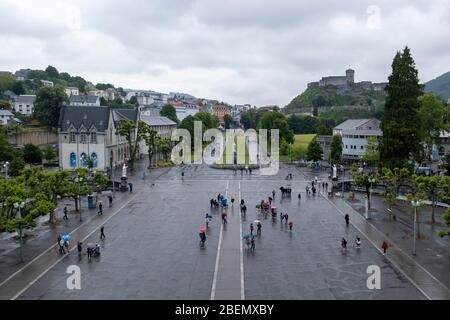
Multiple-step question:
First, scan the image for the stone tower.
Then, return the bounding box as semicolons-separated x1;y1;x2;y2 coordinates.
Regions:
346;69;355;84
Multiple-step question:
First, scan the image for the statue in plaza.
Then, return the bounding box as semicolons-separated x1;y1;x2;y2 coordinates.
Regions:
122;163;127;178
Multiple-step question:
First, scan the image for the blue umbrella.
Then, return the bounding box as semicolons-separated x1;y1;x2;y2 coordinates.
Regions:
62;234;71;241
243;234;250;240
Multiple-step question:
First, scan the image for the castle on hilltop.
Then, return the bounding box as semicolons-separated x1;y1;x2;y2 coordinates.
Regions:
307;69;386;91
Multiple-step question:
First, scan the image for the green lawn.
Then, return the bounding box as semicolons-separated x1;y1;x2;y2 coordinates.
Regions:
280;134;316;162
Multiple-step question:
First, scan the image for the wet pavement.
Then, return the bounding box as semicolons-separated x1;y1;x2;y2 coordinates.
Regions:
0;162;444;299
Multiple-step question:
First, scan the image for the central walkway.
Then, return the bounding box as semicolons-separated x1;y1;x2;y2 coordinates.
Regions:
211;181;244;300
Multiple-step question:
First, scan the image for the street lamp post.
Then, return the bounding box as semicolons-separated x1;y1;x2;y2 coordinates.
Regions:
13;202;25;262
76;174;83;222
341;166;345;198
411;200;420;256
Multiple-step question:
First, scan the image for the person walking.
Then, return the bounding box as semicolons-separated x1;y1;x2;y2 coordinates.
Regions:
108;195;113;207
98;201;103;215
341;238;347;253
63;206;68;220
256;222;262;236
77;241;82;257
241;205;247;215
221;212;227;224
284;213;289;224
322;182;325;190
100;226;106;239
249;168;252;175
128;182;133;192
250;223;254;236
355;236;361;249
325;182;328;191
268;196;272;205
382;241;389;255
231;197;235;205
272;190;275;199
250;236;255;252
345;214;350;227
199;232;206;247
59;237;66;254
298;193;301;200
288;221;293;231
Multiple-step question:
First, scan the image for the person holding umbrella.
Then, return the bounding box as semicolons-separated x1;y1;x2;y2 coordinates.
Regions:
381;241;389;255
199;228;206;247
250;236;255;252
288;221;294;231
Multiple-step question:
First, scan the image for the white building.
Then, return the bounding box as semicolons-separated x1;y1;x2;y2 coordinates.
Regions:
175;104;199;121
40;80;54;87
333;118;382;160
65;87;80;97
0;109;15;125
58;106;140;171
69;95;100;107
139;114;177;165
12;95;36;115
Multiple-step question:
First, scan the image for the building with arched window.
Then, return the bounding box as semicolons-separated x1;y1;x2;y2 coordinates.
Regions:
58;106;139;172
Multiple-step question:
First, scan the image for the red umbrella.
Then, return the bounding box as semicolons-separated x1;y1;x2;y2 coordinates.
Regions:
199;227;207;233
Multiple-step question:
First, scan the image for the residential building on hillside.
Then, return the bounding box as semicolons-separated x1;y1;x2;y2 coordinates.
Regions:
211;104;231;123
333;118;382;160
12;95;36;115
69;95;100;107
58;106;139;171
0;110;16;125
65;87;80;96
175;104;199;121
14;69;31;81
40;80;54;87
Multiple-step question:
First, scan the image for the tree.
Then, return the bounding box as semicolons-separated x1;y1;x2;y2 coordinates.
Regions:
157;137;172;161
93;171;109;190
363;136;380;167
99;97;108;106
416;175;444;225
143;126;158;168
287;114;319;134
417;93;448;162
443;152;450;176
42;144;57;162
380;47;423;169
11;81;25;95
128;96;138;106
23;144;42;164
306;138;323;162
316;124;331;135
45;65;59;79
438;209;450;237
240;109;263;130
258;111;294;144
329;134;342;164
116;120;147;169
33;86;68;129
65;168;92;212
381;167;411;210
350;163;378;209
95;83;114;90
223;114;233;129
159;104;178;123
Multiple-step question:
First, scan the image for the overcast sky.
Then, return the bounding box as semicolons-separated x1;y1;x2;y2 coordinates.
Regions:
0;0;449;106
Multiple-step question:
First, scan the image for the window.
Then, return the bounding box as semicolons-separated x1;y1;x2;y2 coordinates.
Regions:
80;132;86;143
91;132;97;144
361;145;364;149
345;145;348;149
69;131;76;143
70;152;77;167
80;153;87;167
91;153;98;167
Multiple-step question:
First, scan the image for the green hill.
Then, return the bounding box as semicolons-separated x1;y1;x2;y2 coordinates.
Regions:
284;84;386;114
424;71;450;101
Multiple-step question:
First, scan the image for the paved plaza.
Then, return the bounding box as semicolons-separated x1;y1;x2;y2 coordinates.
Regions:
1;163;448;300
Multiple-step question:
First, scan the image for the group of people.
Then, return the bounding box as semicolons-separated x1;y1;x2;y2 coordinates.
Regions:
238;167;253;175
58;235;69;254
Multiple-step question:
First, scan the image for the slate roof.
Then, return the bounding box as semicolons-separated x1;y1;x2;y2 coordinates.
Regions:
0;109;14;116
69;95;99;105
59;106;110;132
334;119;373;130
112;108;138;123
140;115;177;126
14;95;36;104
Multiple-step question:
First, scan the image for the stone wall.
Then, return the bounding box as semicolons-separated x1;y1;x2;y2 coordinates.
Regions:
7;128;58;147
